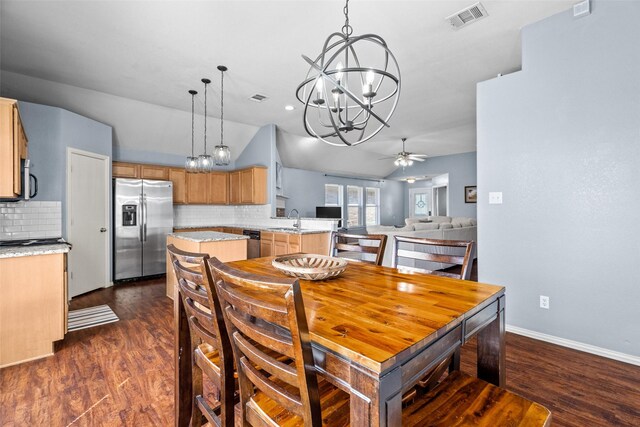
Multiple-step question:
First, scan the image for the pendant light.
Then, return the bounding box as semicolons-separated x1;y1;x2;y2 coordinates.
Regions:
296;0;401;146
213;65;231;166
196;78;214;172
185;89;199;173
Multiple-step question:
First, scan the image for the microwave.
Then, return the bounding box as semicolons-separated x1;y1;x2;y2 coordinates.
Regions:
1;159;38;201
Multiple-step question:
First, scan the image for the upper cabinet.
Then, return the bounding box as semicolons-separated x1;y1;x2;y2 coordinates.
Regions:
169;168;186;204
230;166;267;205
112;162;140;178
0;98;29;198
112;162;266;206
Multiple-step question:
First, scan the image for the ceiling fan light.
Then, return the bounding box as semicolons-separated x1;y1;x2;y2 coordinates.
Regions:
407;178;416;184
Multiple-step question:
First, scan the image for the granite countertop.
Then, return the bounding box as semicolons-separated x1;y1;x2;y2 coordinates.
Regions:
173;224;332;235
0;243;71;259
170;231;250;243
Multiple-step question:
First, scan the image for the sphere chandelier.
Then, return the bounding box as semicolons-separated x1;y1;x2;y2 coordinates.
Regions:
296;0;401;147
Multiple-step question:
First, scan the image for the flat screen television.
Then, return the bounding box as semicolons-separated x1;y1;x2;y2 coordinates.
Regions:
316;206;342;219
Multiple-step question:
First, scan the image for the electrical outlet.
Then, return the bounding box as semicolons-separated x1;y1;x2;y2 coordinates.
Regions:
489;192;503;204
539;295;550;310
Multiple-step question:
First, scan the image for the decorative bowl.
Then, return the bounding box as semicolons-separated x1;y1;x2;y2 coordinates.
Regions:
272;254;348;281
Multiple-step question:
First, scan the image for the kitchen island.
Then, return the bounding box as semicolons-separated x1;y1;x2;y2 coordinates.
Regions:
166;231;249;299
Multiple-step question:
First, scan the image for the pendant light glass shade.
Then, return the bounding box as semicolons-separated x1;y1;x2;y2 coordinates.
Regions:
185;89;199;173
296;0;400;147
214;65;231;166
196;78;214;172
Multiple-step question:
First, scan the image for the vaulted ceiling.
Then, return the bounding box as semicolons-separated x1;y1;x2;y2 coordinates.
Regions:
0;0;573;177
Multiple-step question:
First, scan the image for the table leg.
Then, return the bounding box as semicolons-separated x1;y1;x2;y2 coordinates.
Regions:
349;365;402;427
476;295;506;387
175;288;193;427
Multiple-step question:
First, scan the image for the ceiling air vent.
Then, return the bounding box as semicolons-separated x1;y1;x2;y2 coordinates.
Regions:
446;2;488;30
248;93;268;103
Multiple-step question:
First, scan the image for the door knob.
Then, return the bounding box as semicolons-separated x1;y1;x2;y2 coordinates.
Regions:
100;227;107;232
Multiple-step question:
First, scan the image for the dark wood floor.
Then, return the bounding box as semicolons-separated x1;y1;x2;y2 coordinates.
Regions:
1;276;639;426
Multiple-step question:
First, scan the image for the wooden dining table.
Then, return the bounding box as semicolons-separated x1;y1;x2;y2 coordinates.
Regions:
175;255;506;427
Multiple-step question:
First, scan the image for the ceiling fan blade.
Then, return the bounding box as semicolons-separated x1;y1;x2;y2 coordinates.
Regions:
378;156;397;160
408;153;428;158
411;157;426;162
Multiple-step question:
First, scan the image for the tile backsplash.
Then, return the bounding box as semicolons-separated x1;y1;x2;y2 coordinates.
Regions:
0;201;62;240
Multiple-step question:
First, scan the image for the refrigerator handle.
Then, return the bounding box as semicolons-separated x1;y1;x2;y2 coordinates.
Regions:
143;193;148;242
138;194;144;242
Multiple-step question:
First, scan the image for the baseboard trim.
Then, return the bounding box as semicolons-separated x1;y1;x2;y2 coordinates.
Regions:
506;325;640;367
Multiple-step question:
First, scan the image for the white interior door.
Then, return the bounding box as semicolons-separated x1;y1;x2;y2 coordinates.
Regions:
408;187;431;217
67;148;109;298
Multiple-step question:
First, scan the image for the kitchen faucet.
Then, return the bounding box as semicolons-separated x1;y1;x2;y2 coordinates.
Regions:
288;209;301;229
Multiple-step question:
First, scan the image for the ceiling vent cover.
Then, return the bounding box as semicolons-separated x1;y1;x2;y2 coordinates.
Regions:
249;94;268;103
446;2;488;29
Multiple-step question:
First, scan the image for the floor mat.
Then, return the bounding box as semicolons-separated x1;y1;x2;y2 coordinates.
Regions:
67;304;119;332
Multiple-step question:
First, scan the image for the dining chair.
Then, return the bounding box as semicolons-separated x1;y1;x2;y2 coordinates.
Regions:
167;244;235;427
402;370;552;426
391;236;475;280
391;237;474;393
330;231;388;265
208;257;350;427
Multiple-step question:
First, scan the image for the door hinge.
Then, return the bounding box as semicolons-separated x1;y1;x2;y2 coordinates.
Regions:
70;271;73;280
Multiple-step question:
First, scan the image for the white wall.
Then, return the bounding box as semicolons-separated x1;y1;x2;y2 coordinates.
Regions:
477;1;640;359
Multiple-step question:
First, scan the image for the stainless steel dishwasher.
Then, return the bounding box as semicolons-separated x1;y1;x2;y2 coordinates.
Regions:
242;229;261;259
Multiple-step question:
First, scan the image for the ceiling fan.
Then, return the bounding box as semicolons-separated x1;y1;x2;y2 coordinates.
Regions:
381;138;428;168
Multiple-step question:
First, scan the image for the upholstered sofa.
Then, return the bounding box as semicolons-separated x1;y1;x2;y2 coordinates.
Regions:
366;216;477;268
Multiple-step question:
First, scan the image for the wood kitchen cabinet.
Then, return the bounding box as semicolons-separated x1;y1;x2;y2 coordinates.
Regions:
111;161;266;206
186;172;210;204
229;166;267;205
260;231;329;257
0;97;28;198
140;164;169;180
112;161;141;178
209;172;229;204
169;168;186;204
0;252;67;368
229;171;241;204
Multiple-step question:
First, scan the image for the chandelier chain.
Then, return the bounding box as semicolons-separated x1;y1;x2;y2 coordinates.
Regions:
220;69;224;146
203;81;207;153
342;0;352;37
191;92;195;157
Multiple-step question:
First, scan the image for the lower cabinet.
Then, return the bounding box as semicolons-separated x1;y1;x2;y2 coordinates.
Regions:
260;232;329;257
0;253;66;368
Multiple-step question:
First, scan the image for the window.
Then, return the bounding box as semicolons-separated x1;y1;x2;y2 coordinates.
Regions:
365;187;380;225
324;184;343;207
409;187;431;217
347;186;363;227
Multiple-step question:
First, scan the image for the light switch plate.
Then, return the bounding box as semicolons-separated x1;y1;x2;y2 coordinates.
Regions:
489;192;503;204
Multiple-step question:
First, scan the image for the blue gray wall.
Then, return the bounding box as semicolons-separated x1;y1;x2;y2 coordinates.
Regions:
282;167;405;228
19;101;112;237
477;1;640;357
235;124;277;213
386;152;477;219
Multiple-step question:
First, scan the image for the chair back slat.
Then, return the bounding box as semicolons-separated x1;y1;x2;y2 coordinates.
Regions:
241;357;304;415
234;332;299;387
167;244;235;427
209;257;323;427
223;305;296;359
330;232;388;266
392;236;475;280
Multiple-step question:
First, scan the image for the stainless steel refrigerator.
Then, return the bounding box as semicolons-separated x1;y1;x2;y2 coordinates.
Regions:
113;178;173;280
